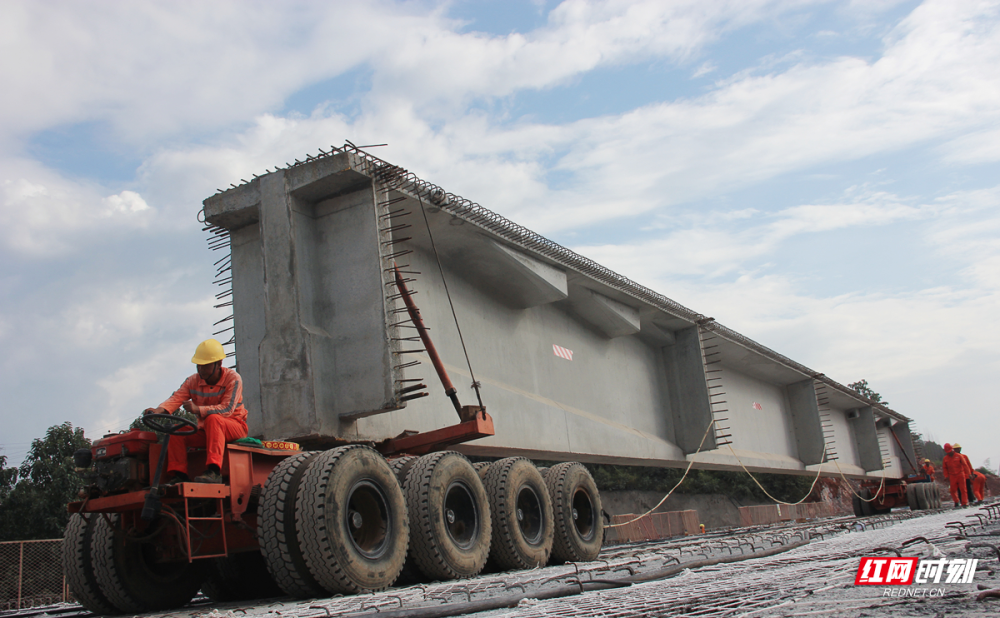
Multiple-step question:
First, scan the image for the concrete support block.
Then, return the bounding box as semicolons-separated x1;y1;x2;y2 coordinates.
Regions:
785;379;826;465
574;289;641;338
848;406;883;472
891;421;919;475
485;239;569;308
664;326;715;454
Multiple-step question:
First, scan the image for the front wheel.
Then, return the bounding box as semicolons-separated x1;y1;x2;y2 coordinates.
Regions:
91;514;203;613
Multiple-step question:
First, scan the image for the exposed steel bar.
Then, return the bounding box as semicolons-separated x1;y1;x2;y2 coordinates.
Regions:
393;263;462;416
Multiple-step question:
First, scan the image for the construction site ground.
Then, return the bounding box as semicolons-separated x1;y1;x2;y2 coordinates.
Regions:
7;501;1000;618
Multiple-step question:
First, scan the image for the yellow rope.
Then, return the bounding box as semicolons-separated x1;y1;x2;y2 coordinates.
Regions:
832;458;887;503
724;443;824;506
606;419;717;528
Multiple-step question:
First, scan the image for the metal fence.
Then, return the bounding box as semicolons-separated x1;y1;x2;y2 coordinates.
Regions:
0;539;68;611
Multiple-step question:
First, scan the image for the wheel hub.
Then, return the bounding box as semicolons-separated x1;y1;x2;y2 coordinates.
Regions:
443;480;479;550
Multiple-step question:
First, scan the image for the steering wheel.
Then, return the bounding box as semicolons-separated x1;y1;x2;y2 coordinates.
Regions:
142;413;199;436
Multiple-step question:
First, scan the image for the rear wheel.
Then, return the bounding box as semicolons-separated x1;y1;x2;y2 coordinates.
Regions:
63;514;117;615
259;451;326;598
473;461;492;480
297;445;409;594
92;514;203;613
852;494;864;517
859;489;874;516
545;462;603;563
906;484;919;510
484;457;553;570
201;551;283;602
404;452;491;580
390;456;418;485
915;483;931;510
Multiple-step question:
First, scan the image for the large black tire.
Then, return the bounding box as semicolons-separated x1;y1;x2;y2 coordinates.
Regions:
915;483;931;510
92;514;203;613
259;451;326;598
906;484;919;510
297;445;409;594
852;494;864;517
473;461;492;479
545;462;603;563
201;551;283;602
391;456;419;485
859;489;874;516
404;452;491;580
483;457;553;570
933;484;943;508
63;514;118;615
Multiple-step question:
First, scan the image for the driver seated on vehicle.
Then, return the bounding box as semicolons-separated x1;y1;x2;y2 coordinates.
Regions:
144;338;248;484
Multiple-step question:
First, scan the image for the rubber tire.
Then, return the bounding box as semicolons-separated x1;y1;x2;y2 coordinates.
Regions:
545;462;603;563
259;451;326;598
915;483;931;510
536;467;549;479
201;551;283;602
473;461;492;480
391;456;419;485
297;445;409;594
483;457;554;570
852;494;864;517
932;484;942;508
858;489;872;516
906;485;918;511
404;452;491;580
92;513;203;613
63;514;118;615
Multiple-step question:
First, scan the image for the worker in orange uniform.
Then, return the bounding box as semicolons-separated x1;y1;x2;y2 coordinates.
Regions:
971;470;987;504
941;443;969;507
144;339;248;484
954;444;976;504
921;458;935;483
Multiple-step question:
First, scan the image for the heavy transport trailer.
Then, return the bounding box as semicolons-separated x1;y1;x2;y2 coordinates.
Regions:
850;477;943;517
62;271;604;615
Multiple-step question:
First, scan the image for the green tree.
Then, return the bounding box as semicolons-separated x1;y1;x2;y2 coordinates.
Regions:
0;422;91;541
848;379;888;407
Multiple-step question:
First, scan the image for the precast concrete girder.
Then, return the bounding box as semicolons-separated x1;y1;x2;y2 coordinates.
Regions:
203;147;915;480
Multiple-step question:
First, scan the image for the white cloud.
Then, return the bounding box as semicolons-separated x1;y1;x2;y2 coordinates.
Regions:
0;159;155;256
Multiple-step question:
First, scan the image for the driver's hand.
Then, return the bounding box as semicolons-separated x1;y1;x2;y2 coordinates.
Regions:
182;401;202;417
143;407;167;416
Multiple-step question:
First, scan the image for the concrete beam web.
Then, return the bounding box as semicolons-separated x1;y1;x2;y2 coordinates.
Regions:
849;406;884;473
785;379;826;466
664;326;716;454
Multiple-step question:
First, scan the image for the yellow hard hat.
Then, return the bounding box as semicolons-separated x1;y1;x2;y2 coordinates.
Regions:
192;339;226;364
924;458;930;463
953;443;962;449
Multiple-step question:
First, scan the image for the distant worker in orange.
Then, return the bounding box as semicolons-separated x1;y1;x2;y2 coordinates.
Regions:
972;470;987;504
144;339;248;484
921;458;935;483
954;444;975;504
942;443;970;507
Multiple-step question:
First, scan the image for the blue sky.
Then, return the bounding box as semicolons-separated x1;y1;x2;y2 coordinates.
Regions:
1;0;998;471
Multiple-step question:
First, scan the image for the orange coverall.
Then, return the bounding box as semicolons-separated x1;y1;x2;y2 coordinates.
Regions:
960;452;975;501
972;471;987;501
922;462;935;482
942;451;970;506
159;366;248;476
